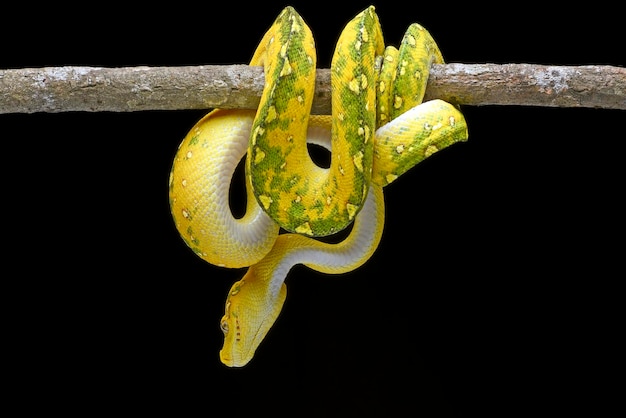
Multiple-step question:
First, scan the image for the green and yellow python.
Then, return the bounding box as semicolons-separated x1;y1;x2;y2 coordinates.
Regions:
169;6;468;367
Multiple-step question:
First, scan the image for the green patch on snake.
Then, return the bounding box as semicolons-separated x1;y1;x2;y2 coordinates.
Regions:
188;134;200;146
331;55;348;79
252;144;286;174
265;164;306;194
384;106;467;181
257;85;308;137
307;205;346;235
287;200;308;222
185;226;200;246
310;199;325;214
191;247;205;258
286;173;304;193
180;232;203;258
278;8;305;40
293;177;309;197
267;172;287;193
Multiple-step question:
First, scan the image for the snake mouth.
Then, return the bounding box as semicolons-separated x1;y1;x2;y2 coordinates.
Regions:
219;323;266;368
219;349;240;368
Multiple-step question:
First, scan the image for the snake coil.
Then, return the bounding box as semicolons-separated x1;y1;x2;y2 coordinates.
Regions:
169;6;468;367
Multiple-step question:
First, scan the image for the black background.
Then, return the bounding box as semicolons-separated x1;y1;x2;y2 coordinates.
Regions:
3;1;623;416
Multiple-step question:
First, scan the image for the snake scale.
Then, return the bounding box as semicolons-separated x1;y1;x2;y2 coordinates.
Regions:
169;6;468;367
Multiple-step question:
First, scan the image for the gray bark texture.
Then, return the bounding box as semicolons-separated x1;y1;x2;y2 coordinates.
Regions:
1;64;624;114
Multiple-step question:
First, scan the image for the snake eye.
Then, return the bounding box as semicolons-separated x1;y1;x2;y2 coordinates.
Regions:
220;316;229;335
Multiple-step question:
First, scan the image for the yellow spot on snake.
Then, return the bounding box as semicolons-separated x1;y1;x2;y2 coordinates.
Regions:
181;179;187;187
290;17;302;33
280;57;292;77
449;116;456;126
186;151;193;159
379;80;386;93
400;60;408;76
386;173;398;184
394;95;403;109
360;26;369;43
252;126;265;145
346;203;358;220
354;40;362;51
266;106;278;123
259;195;273;210
181;208;190;219
353;151;364;172
360;74;368;89
229;287;239;297
396;144;405;154
295;222;313;235
326;196;332;206
425;145;439;158
348;78;360;93
406;33;416;46
254;149;266;164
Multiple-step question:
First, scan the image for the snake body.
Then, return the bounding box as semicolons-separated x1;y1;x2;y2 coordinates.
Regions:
169;6;468;367
247;7;383;237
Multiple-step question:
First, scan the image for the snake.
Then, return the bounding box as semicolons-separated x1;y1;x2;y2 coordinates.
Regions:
169;6;468;367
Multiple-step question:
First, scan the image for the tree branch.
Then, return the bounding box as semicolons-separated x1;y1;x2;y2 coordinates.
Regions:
1;63;624;114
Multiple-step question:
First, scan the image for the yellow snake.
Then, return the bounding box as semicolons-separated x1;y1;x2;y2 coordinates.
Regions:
169;6;468;367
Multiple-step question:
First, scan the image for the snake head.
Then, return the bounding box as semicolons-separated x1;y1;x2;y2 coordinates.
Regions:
219;268;287;367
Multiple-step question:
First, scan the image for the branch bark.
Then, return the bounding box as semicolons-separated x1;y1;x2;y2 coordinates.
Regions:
1;63;624;114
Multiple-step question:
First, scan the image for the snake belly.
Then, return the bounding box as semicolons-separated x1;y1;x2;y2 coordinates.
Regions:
169;6;469;367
